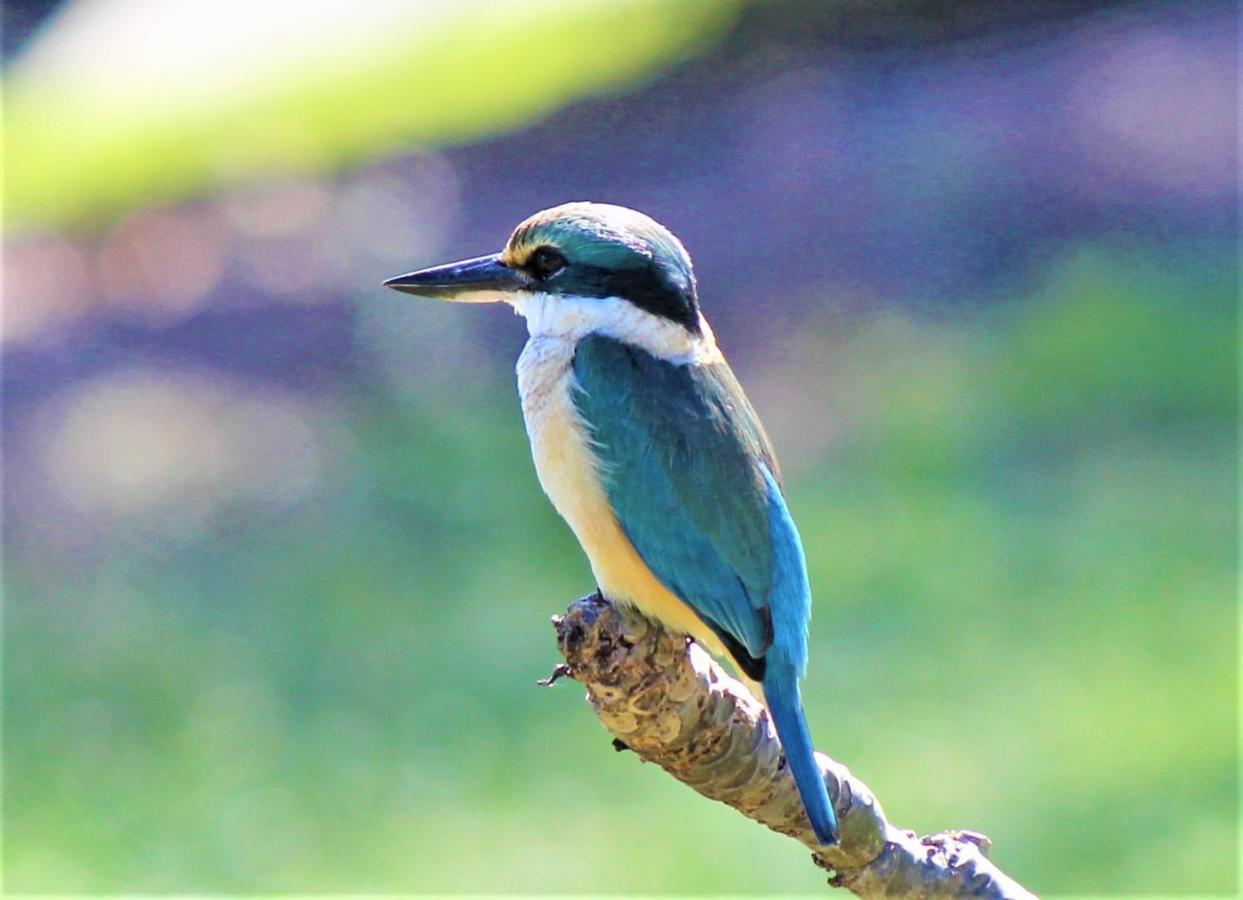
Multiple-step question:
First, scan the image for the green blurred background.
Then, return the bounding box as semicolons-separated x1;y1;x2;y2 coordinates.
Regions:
3;0;1236;894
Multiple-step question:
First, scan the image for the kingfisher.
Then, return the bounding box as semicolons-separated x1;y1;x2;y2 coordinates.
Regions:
384;202;839;845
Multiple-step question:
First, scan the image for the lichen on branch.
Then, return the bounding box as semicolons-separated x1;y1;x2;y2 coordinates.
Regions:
550;593;1037;899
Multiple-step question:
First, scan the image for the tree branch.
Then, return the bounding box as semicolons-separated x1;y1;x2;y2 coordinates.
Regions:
549;593;1038;899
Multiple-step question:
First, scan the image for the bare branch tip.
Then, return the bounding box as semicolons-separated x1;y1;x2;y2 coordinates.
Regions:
537;662;574;687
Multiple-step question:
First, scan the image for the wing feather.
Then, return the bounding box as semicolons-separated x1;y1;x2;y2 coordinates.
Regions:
572;333;780;659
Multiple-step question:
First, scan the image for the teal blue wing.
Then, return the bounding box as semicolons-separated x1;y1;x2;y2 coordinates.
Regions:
573;334;834;843
571;333;806;669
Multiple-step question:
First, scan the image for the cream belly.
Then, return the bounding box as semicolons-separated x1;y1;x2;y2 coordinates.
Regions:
515;333;732;664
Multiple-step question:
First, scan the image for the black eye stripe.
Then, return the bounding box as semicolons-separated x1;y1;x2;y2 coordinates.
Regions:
518;243;700;334
560;261;701;334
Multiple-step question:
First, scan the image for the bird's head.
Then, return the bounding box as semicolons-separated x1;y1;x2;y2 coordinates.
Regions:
384;202;701;333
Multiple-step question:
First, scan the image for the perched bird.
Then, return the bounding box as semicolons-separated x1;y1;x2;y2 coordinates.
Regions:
384;202;839;845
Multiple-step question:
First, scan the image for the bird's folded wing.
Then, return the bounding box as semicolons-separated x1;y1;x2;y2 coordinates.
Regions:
571;332;781;660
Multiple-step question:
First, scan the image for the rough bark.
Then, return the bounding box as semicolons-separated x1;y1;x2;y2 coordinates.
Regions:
549;592;1038;899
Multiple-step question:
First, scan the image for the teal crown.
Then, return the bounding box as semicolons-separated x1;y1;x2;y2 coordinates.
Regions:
503;203;700;331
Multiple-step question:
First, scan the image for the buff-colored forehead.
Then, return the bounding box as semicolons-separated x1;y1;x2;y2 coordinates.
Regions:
501;202;693;283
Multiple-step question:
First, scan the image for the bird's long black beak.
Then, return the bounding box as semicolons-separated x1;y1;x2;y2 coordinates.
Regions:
382;253;524;302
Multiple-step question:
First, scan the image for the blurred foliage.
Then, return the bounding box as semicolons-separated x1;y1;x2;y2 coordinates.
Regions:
3;0;1236;895
6;242;1234;893
4;0;738;231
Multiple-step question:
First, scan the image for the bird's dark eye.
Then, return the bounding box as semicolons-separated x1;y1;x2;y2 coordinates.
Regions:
529;246;566;279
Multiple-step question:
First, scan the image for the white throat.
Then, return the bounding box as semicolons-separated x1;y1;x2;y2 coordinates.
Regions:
509;292;721;365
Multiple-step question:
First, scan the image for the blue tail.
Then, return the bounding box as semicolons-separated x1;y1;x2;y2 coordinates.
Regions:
764;663;839;845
